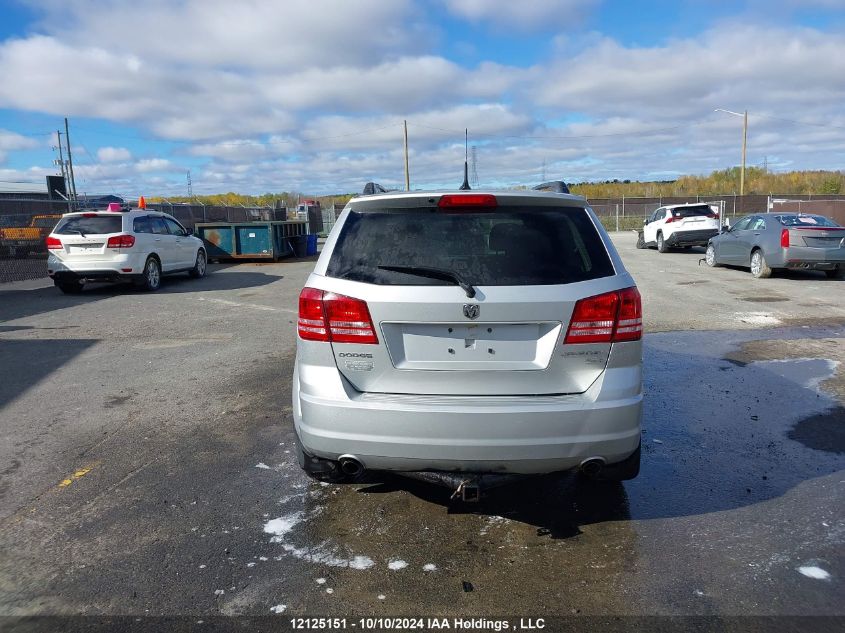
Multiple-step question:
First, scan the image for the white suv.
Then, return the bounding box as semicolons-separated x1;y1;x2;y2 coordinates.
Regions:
293;185;643;500
46;207;206;293
639;203;720;252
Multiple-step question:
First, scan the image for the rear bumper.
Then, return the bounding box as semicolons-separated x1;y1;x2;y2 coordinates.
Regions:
782;246;845;269
293;346;643;475
47;253;145;281
666;228;719;246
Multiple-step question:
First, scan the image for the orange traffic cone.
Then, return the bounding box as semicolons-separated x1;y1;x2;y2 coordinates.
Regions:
138;196;146;209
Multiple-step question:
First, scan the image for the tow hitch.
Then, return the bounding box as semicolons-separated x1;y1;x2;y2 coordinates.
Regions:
451;479;481;503
399;472;524;503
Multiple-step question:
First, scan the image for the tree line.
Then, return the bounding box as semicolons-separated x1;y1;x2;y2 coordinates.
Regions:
150;169;843;207
569;168;844;198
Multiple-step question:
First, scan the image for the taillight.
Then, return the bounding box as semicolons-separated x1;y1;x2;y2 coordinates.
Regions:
614;287;643;342
106;234;135;248
298;287;329;340
780;229;790;248
564;287;642;344
565;292;618;343
708;212;719;219
325;293;378;343
46;236;62;250
297;287;378;344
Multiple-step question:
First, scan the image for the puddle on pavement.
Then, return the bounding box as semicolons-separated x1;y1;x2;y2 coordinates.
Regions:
255;325;845;613
740;296;790;302
788;407;845;454
747;357;839;395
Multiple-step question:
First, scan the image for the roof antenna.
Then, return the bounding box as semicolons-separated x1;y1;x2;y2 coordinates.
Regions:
459;128;471;190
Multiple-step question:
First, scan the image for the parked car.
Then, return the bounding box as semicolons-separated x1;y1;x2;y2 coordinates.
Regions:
46;206;207;293
292;183;643;500
705;213;845;279
0;213;61;257
638;203;720;252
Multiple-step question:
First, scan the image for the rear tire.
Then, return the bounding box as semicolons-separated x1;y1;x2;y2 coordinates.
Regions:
824;267;845;279
635;233;646;249
136;257;162;291
188;249;207;279
656;232;668;253
750;249;772;278
55;280;83;294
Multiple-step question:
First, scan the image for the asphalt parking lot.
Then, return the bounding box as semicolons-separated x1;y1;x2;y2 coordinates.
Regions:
0;232;843;619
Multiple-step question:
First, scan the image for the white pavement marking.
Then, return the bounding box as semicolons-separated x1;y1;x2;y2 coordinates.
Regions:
196;296;297;314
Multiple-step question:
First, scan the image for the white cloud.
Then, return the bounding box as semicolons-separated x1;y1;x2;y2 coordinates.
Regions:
0;36;297;141
136;158;173;173
300;104;532;153
30;0;425;69
441;0;600;29
534;25;845;118
1;3;844;196
0;129;39;163
97;146;131;162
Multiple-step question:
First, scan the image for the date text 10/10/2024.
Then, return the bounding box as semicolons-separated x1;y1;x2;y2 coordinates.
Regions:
289;618;546;631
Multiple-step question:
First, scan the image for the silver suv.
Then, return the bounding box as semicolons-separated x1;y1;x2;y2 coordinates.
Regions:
292;186;642;498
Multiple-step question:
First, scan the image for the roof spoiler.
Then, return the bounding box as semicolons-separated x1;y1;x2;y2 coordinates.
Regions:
362;182;388;195
532;180;570;194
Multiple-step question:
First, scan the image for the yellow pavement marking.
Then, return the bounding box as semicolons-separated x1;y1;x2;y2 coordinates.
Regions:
58;463;97;488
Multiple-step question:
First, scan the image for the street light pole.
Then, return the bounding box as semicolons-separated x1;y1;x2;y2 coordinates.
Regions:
715;108;748;196
740;110;747;197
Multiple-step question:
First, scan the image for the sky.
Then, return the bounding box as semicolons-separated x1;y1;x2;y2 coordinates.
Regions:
0;0;844;197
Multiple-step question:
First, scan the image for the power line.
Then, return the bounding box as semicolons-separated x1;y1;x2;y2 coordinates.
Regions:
74;123;403;148
409;120;704;140
748;112;845;130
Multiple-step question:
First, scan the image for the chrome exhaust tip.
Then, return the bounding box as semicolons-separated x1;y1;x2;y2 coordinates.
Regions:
338;455;364;477
579;457;606;477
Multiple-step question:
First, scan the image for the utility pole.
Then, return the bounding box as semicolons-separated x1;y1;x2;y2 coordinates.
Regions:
403;120;410;191
55;131;68;186
55;130;71;212
187;170;193;199
459;129;470;190
64;117;78;208
740;109;747;197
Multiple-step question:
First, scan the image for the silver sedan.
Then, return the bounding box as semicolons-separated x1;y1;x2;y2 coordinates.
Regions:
705;213;845;279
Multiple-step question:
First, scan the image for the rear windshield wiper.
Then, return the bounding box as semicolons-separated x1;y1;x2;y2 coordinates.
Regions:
377;265;476;298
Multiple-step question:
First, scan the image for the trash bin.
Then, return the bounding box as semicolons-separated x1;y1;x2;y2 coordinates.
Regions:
291;235;308;258
306;234;318;256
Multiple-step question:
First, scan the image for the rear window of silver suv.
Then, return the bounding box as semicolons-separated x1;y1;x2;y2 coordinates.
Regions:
326;205;614;286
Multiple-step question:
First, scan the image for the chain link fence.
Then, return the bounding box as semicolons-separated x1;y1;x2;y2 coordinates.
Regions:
0;210;62;283
589;194;845;232
4;194;845;284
